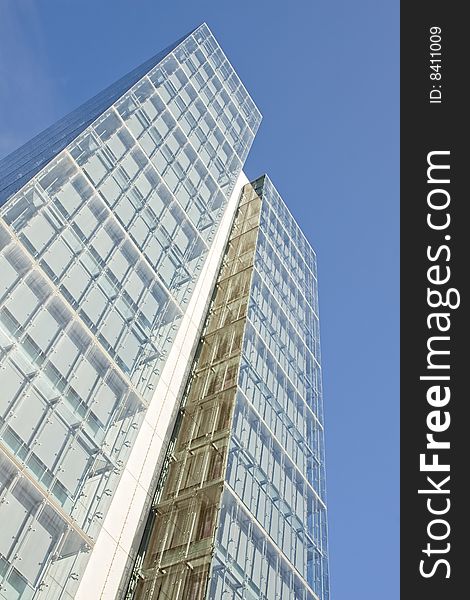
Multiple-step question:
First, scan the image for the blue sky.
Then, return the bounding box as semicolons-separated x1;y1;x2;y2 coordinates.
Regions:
0;1;399;598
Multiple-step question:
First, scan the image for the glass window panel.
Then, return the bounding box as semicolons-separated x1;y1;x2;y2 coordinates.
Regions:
41;238;74;279
82;153;110;186
0;492;27;559
29;308;61;353
91;382;117;425
21;212;56;255
100;311;125;348
117;330;140;373
6;282;40;327
57;438;90;495
1;361;24;417
62;262;90;302
55;180;84;217
50;335;81;379
34;415;69;470
15;517;51;584
9;390;46;444
94;110;121;142
81;286;108;326
70;358;100;403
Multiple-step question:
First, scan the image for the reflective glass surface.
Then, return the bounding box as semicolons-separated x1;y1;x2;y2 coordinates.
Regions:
209;177;329;600
0;23;260;599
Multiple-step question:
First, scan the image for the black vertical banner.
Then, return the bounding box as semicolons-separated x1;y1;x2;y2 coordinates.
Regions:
401;3;467;599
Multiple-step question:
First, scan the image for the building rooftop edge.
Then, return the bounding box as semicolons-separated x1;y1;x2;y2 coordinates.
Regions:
0;24;203;207
248;173;318;260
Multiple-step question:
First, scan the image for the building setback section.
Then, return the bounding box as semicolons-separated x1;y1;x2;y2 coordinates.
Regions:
209;176;329;600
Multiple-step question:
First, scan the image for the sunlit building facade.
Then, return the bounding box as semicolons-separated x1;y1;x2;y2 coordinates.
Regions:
0;24;328;600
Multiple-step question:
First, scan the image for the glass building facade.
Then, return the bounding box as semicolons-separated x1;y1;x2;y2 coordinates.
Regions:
0;23;260;599
0;23;328;600
128;177;329;600
211;177;328;600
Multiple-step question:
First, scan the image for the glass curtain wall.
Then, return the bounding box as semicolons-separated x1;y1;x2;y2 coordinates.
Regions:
209;176;329;600
0;24;260;600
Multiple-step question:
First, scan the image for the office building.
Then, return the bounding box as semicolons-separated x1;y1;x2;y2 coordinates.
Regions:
0;24;328;600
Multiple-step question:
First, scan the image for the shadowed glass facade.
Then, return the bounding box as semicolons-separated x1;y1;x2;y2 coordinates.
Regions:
0;24;260;600
129;177;329;600
210;177;328;600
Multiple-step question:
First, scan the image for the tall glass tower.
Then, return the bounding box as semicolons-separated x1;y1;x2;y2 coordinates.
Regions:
0;24;328;600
